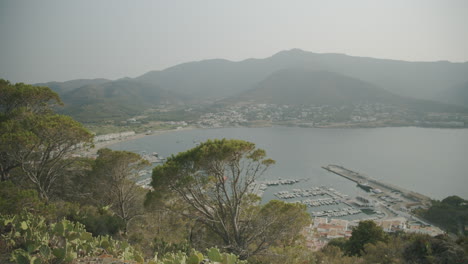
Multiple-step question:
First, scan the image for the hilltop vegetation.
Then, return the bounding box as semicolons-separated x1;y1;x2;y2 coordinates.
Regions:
59;79;185;122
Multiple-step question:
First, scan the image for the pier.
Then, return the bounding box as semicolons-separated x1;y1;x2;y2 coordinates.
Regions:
322;165;431;205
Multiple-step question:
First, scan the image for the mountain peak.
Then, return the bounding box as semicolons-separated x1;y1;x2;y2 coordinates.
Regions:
272;48;308;57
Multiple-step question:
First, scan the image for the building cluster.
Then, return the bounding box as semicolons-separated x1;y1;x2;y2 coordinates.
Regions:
194;103;467;128
94;131;135;142
304;216;444;251
197;110;248;128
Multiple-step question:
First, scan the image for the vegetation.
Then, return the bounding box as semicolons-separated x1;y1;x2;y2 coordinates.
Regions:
88;148;149;234
59;79;183;122
0;80;93;202
0;212;144;264
346;220;389;256
1;79;467;263
148;139;310;259
416;195;468;236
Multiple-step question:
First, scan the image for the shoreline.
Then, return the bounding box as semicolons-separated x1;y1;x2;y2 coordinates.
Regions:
82;123;466;156
81;126;198;156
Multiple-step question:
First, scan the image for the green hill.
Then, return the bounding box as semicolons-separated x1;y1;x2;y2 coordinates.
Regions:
60;79;184;122
35;78;110;95
232;69;401;106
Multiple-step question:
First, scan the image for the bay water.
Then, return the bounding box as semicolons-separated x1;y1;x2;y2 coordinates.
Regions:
109;127;468;200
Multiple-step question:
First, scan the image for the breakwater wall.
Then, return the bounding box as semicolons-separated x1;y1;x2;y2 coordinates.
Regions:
322;165;431;204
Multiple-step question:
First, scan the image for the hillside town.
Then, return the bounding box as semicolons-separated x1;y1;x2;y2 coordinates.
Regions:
195;103;467;128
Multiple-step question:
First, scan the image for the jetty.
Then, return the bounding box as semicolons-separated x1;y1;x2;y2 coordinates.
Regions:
322;165;431;205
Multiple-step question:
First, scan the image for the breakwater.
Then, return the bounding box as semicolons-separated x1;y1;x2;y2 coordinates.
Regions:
322;165;431;205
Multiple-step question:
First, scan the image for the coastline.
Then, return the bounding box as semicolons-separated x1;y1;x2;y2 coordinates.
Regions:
82;122;466;157
81;126;197;156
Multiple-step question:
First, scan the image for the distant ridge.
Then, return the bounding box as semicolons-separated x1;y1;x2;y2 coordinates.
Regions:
34;49;468;121
135;49;468;102
35;78;110;95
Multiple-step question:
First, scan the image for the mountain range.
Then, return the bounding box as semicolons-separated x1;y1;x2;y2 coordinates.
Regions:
36;49;468;121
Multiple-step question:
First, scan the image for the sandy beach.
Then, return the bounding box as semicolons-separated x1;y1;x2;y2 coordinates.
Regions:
81;126;197;157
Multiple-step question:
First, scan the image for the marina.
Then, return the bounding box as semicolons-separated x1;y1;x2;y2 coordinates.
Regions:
322;165;431;206
251;179;377;221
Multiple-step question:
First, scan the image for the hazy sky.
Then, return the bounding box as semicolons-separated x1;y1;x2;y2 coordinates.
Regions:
1;0;467;83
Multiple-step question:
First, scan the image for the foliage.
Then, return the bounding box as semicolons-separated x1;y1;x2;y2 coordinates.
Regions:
1;114;93;201
55;203;125;236
89;148;149;234
152;247;246;264
362;238;405;264
151;238;191;259
0;181;52;216
148;139;309;259
248;245;316;264
0;79;64;182
346;220;388;256
326;237;348;252
125;208;194;258
417;196;468;236
314;245;362;264
0;212;144;263
0;80;94;202
403;234;467;264
0;79;62;118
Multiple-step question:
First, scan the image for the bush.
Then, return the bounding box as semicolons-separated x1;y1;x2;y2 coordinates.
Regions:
0;181;53;216
0;212;143;263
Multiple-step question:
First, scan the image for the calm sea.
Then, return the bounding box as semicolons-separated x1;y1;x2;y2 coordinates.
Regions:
109;127;468;200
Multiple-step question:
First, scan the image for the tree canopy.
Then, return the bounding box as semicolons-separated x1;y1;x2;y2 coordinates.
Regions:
417;196;468;236
0;79;93;201
346;220;388;256
0;79;62;118
89;148;149;233
148;139;310;259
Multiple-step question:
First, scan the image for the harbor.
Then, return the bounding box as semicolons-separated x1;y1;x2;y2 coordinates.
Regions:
322;165;431;206
250;179;380;221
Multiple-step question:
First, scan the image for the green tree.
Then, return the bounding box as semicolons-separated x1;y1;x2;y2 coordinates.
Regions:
347;220;388;256
362;238;404;264
2;114;93;202
148;139;310;259
419;196;468;236
0;79;62;118
0;80;63;181
89;148;149;234
403;234;467;264
314;245;362;264
0;80;92;198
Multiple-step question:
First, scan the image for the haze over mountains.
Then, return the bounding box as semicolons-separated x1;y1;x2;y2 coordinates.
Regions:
36;49;468;121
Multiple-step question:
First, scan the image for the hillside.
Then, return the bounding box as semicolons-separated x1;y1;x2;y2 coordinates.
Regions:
35;78;110;95
231;69;401;106
136;49;468;101
38;49;468;122
59;79;184;122
438;81;468;107
227;69;468;114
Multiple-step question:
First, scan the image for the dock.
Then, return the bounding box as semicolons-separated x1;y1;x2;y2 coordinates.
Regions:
322;165;431;205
